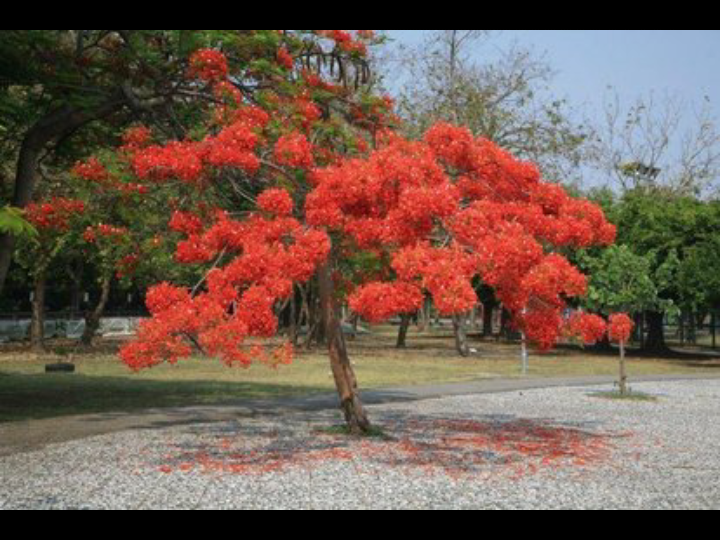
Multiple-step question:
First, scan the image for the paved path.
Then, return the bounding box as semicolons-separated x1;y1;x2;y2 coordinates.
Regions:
2;373;719;458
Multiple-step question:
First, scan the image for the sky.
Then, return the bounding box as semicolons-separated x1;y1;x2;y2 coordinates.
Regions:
385;30;720;113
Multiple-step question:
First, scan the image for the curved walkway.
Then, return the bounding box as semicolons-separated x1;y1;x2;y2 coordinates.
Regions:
1;373;718;458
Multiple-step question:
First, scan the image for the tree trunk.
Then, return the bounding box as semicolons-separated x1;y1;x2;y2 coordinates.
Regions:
30;272;47;352
81;276;112;346
397;314;411;349
453;314;471;357
68;259;84;319
688;311;697;345
645;311;670;353
0;235;16;298
317;261;371;435
288;287;298;345
0;130;46;295
482;303;495;337
498;309;512;341
305;282;327;349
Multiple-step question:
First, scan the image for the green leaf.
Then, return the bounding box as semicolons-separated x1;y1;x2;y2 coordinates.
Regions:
0;206;37;239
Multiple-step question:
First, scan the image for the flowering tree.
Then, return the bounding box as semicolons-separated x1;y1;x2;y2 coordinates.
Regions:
17;197;85;350
565;311;636;396
80;32;617;434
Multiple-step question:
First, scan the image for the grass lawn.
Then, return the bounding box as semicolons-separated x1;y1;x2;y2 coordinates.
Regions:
1;325;718;423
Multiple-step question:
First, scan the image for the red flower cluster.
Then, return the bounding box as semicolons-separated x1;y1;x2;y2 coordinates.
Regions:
205;120;261;174
316;30;369;55
517;308;565;352
293;97;323;132
277;47;294;70
132;141;205;184
274;132;315;170
348;282;423;323
257;188;294;217
72;157;110;183
83;224;129;244
187;48;229;83
609;313;635;344
132;121;263;184
116;253;140;279
565;312;608;346
169;211;204;236
73;155;151;197
25;198;85;232
121;126;153;152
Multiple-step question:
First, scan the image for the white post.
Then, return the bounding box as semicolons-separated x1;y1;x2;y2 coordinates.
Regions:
521;332;529;376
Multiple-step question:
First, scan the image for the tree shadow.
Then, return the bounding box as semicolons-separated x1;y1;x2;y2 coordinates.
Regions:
155;411;629;479
0;371;324;424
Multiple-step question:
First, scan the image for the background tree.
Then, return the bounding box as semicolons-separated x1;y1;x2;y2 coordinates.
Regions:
578;244;667;320
391;30;591;183
591;91;720;197
0;30;302;295
15;197;85;350
598;190;720;352
71;127;186;345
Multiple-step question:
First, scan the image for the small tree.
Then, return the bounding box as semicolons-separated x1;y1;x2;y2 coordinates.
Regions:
578;244;673;349
608;313;636;396
17;198;85;351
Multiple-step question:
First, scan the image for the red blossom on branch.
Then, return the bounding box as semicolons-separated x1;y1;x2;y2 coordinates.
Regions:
274;132;315;170
120;188;330;371
25;198;85;232
257;188;294;217
187;49;229;83
565;312;608;346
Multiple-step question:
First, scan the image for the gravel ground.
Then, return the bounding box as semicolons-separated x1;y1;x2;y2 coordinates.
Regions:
1;379;719;510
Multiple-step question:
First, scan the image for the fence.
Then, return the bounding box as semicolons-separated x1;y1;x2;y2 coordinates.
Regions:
2;309;718;349
0;313;146;343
